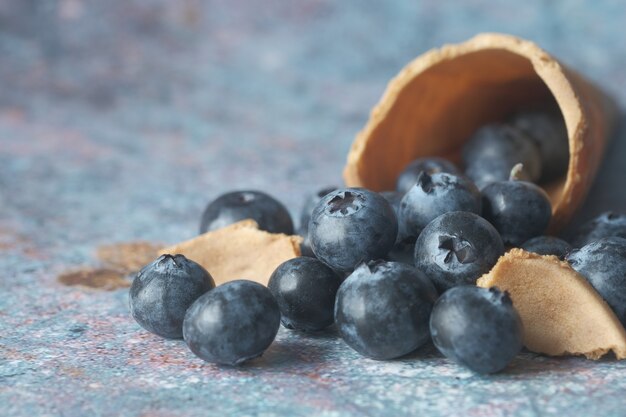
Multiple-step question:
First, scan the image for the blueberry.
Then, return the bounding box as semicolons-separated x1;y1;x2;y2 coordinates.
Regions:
482;177;552;246
183;280;280;365
298;187;337;257
462;124;541;187
386;239;416;264
521;236;572;259
572;212;626;248
298;186;338;235
380;190;416;263
414;211;504;292
565;237;626;326
398;172;481;240
380;191;403;214
430;286;523;374
335;260;438;360
268;257;342;331
396;157;461;194
199;190;294;235
129;254;215;339
309;188;398;273
511;112;569;183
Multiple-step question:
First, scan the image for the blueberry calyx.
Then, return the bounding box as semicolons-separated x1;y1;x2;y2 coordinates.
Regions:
237;192;256;203
327;191;365;216
488;286;512;306
417;172;434;193
438;235;476;264
508;163;529;182
365;259;388;273
157;253;185;267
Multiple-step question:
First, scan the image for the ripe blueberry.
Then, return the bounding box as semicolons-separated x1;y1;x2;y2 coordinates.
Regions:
396;157;461;194
268;257;342;331
183;280;280;366
335;261;438;360
430;286;523;374
572;212;626;248
462;124;541;187
299;186;338;235
566;237;626;326
414;211;504;292
309;188;398;273
398;172;481;240
511;111;569;183
199;190;294;235
129;254;215;339
481;176;552;246
380;191;403;214
521;236;572;259
299;187;337;257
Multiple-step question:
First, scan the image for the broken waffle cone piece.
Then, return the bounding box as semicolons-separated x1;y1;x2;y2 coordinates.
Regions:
344;33;617;231
477;249;626;359
159;219;302;286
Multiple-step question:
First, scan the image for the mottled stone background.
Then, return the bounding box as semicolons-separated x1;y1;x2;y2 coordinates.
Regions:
1;1;626;416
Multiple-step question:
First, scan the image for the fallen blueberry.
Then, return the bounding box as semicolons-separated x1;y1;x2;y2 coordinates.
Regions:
199;190;294;235
129;254;215;339
268;257;342;331
335;260;438;360
299;186;338;236
511;111;569;183
309;188;398;273
380;191;403;214
521;236;572;259
299;187;337;257
398;172;481;240
566;237;626;326
386;239;416;265
414;211;504;292
462;123;541;187
430;286;523;374
572;212;626;248
183;280;280;366
396;157;461;194
482;175;552;246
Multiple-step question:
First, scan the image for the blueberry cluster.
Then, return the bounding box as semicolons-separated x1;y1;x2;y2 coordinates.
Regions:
129;114;626;374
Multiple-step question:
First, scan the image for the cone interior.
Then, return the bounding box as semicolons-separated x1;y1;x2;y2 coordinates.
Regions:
353;49;567;205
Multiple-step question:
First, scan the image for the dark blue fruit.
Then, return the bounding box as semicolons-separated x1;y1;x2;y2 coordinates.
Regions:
430;286;523;374
462;124;541;187
566;237;626;326
183;280;280;366
415;211;504;292
521;236;572;259
268;257;342;331
572;212;626;248
309;188;398;273
335;261;438;360
386;239;416;265
199;190;294;235
482;177;552;246
380;191;403;214
129;254;215;339
396;157;461;194
398;172;481;239
299;187;337;257
299;186;338;235
511;111;569;183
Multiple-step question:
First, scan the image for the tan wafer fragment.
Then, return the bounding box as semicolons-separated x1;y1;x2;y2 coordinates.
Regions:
159;220;302;286
344;33;617;232
477;248;626;359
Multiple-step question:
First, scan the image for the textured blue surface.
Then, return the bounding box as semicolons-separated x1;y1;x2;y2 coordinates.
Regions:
1;1;626;416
